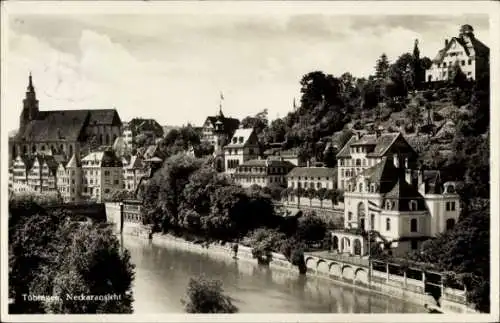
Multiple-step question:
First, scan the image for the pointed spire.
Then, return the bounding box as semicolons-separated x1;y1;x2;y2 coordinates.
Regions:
413;39;420;58
27;72;34;92
218;91;224;118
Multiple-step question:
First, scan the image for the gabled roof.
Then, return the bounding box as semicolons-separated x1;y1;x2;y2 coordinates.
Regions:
337;132;415;158
66;154;81;168
87;109;121;126
287;166;336;179
432;35;489;64
82;150;122;167
224;128;257;148
126;155;144;169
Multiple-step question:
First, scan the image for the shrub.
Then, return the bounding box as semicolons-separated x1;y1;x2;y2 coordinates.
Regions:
432;111;444;122
181;276;238;313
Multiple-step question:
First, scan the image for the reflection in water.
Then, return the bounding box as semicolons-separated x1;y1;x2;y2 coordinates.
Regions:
123;237;425;314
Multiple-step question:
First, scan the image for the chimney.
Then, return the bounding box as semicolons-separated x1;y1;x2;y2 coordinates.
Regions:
445;39;449;47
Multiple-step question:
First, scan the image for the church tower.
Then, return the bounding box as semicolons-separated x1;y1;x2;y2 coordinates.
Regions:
212;105;227;172
20;73;39;129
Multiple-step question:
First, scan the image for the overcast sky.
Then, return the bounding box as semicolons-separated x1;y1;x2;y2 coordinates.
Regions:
2;10;489;132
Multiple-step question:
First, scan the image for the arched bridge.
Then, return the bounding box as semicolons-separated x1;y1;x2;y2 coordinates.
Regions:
304;253;370;286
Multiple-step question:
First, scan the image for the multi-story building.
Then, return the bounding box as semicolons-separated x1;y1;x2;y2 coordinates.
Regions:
336;131;417;191
223;128;260;175
11;154;60;194
425;24;489;82
122;155;147;192
333;155;460;257
201;108;240;146
9;74;122;163
57;154;82;203
81;149;123;202
284;166;337;207
122;123;133;148
233;157;295;188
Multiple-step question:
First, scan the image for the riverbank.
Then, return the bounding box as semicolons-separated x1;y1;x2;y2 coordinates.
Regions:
119;229;470;313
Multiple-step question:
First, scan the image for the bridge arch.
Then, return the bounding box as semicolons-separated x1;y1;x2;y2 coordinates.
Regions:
354;268;369;285
342;265;354;281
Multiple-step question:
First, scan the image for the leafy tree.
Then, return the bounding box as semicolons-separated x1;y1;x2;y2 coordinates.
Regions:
9;195;134;314
305;187;316;206
48;223;135;313
322;145;337;168
241;109;268;136
375;53;390;80
182;276;238;313
296;213;327;243
317;188;328;208
404;104;423;130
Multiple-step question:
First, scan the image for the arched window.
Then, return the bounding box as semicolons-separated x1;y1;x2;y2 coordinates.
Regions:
41;145;46;151
409;200;417;211
385;200;391;210
386;218;391;231
359;183;363;192
60;144;64;153
446;218;456;231
410;218;418;232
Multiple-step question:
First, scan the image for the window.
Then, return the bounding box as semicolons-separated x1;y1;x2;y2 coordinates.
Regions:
114;180;119;185
348;212;353;221
443;62;447;67
340;160;344;166
104;188;110;194
359;183;363;192
411;240;418;250
410;219;418;232
356;159;361;166
468;59;472;65
104;170;110;176
386;218;391;231
450;201;455;211
409;200;417;211
461;60;465;66
317;182;321;189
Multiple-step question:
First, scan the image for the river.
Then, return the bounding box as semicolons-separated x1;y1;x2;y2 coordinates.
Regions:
122;236;426;314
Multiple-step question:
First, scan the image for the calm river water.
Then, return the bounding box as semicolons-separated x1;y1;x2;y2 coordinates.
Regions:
123;236;425;314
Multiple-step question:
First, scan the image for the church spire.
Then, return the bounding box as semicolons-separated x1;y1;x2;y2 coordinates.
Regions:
27;72;35;92
413;39;420;60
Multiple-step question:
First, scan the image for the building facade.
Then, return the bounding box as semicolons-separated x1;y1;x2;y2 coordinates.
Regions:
233;157;295;188
336;131;417;191
223;128;260;175
201;109;240;146
284;166;337;207
122;155;147;192
11;154;60;194
425;24;489;82
81;150;123;203
57;154;82;203
10;74;122;163
338;155;460;257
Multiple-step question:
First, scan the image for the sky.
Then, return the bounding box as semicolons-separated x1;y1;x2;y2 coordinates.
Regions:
2;10;489;133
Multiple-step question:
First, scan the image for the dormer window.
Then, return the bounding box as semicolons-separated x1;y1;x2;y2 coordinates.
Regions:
239;137;244;143
409;200;418;211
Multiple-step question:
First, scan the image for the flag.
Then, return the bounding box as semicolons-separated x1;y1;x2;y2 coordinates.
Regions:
293;97;297;109
368;200;381;213
220;92;224;100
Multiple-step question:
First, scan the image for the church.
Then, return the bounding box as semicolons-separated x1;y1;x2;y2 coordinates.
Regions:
9;74;123;162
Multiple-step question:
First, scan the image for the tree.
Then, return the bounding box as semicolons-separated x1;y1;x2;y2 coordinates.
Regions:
241;109;268;137
9;195;134;314
305;187;316;206
48;223;135;314
182;276;238;313
317;188;328;208
405;104;423;131
375;53;390;80
322;145;337;168
296;213;327;244
293;187;304;208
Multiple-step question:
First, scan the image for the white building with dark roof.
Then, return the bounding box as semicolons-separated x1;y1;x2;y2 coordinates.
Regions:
336;131;417;191
333;154;460;257
223;127;260;175
81;149;123;202
425;24;489;82
233;157;295;188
